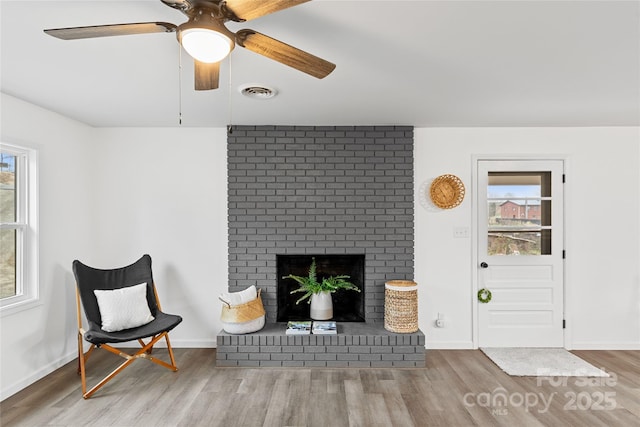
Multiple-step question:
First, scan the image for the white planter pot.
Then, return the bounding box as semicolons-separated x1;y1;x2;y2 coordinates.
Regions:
310;291;333;320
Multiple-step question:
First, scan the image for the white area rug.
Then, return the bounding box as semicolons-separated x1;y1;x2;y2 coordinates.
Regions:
481;348;609;377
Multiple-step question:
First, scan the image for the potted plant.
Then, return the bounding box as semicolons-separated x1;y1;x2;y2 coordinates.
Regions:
283;257;360;320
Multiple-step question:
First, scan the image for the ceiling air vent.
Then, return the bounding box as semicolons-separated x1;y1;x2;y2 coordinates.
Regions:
239;85;277;99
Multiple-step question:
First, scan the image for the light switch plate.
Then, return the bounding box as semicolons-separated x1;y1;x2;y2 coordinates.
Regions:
453;227;470;238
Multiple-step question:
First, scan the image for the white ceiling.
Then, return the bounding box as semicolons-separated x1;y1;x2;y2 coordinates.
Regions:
1;0;638;128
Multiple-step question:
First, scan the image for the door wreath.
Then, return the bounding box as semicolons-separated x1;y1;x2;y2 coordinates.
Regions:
477;288;492;303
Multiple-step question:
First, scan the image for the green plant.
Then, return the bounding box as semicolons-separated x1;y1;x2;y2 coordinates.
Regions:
283;257;360;304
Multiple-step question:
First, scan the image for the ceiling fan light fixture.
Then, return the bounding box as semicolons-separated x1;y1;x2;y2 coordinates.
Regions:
181;28;232;63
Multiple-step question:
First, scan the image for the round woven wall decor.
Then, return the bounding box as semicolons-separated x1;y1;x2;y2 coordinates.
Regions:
430;174;465;209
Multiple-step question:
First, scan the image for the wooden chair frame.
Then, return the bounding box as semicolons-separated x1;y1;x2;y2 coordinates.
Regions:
76;283;179;399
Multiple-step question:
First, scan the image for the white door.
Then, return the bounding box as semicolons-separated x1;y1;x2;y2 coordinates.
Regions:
477;160;564;347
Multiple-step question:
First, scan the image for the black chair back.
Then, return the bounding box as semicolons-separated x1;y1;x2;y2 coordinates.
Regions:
72;254;159;328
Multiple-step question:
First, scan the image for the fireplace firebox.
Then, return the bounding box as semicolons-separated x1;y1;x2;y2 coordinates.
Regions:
277;254;365;322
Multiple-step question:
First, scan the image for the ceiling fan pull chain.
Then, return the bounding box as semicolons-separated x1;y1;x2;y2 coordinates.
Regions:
178;43;183;126
228;53;233;131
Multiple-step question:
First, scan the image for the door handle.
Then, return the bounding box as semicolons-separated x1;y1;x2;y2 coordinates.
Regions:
480;262;489;269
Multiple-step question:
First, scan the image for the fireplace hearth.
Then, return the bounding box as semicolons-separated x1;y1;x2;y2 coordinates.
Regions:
277;254;365;322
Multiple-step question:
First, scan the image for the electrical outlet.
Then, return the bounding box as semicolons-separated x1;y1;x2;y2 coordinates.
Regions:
435;312;445;327
453;227;469;238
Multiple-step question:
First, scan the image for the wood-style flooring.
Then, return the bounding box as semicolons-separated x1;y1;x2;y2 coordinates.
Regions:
1;349;638;426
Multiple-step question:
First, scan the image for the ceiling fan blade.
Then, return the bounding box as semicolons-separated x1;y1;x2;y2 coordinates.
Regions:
44;22;176;40
224;0;310;22
236;29;335;79
194;60;220;90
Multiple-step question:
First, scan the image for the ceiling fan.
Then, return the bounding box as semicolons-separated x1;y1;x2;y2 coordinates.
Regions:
44;0;336;91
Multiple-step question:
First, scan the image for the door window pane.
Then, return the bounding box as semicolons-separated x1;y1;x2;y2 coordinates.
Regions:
487;172;552;255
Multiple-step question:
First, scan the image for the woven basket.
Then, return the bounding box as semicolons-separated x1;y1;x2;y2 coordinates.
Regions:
220;289;266;334
384;280;418;333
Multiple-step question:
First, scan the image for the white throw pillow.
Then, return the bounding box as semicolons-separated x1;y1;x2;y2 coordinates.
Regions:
94;283;155;332
220;285;257;306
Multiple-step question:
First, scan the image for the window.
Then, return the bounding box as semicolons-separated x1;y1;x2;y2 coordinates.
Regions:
486;172;552;256
0;143;38;314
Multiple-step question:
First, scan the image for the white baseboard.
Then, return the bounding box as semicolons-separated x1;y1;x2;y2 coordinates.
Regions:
165;338;217;348
426;341;474;349
426;341;640;350
1;351;77;402
570;342;640;350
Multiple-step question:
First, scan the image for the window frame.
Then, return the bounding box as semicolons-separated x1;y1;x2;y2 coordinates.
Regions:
0;142;39;316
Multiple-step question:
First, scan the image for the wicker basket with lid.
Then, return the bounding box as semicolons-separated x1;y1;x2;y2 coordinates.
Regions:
384;280;418;333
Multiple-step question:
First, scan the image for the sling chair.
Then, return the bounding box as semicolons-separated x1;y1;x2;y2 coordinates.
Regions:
72;254;182;399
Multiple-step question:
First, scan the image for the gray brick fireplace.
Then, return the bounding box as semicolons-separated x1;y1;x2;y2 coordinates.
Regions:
217;125;424;367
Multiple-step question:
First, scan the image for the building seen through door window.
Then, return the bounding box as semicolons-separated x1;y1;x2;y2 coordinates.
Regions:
487;172;552;255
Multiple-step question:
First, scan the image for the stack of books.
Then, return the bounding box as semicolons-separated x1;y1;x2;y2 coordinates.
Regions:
285;321;338;335
285;321;312;335
311;321;337;335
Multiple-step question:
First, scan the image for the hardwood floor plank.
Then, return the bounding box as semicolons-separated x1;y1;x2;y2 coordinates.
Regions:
1;349;638;427
0;405;65;426
308;373;349;427
378;379;416;426
221;373;274;427
264;373;311;427
343;378;372;426
363;393;394;427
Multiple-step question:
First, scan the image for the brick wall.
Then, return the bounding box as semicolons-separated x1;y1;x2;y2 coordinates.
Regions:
227;125;414;323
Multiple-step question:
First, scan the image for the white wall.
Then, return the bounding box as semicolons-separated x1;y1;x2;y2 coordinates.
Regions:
415;127;640;350
91;127;228;347
1;93;95;399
